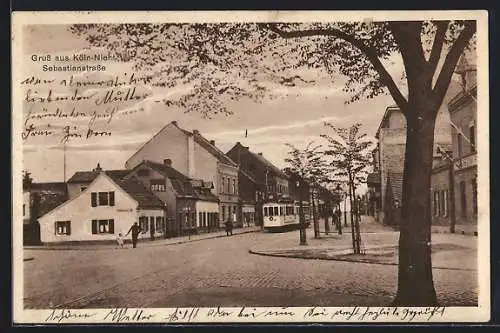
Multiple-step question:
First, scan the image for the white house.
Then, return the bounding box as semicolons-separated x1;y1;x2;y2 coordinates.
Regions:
38;172;166;243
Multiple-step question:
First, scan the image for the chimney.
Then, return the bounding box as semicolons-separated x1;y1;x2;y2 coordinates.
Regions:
163;159;172;167
210;140;215;146
171;121;178;126
94;163;102;172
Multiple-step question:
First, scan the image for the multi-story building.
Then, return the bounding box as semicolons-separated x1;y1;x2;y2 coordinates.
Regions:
227;142;290;200
374;88;456;226
431;54;477;233
226;142;290;225
124;159;219;236
125;121;239;226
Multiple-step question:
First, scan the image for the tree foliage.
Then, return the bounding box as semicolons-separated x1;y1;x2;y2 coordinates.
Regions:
71;20;475;118
23;170;33;190
321;122;372;187
284;141;327;186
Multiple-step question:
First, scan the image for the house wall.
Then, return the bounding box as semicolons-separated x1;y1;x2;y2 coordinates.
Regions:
39;174;138;243
193;142;219;194
218;162;239;224
137;208;166;237
431;166;451;226
378;107;452;222
125;124;189;172
454;166;477;226
195;201;219;228
23;191;30;224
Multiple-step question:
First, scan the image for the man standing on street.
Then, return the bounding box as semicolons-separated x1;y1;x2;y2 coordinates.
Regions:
126;222;142;248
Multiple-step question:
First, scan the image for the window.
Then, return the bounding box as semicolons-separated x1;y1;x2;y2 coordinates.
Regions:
457;133;463;157
232;179;236;195
264;207;268;217
55;221;71;235
433;191;439;216
23;204;25;217
99;192;109;206
155;216;164;232
151;179;166;192
472;178;478;215
199;212;203;227
220;177;225;193
203;212;207;227
460;181;467;217
227;178;231;194
443;190;448;217
139;216;149;232
469;124;476;152
274;207;279;216
91;219;114;234
268;207;274;217
91;192;115;207
222;205;226;221
150;216;155;230
279;207;284;216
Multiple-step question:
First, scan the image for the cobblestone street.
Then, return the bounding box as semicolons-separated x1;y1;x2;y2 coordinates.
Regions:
23;223;478;309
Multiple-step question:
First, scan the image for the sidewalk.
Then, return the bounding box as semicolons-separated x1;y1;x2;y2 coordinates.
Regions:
250;216;477;271
24;225;262;251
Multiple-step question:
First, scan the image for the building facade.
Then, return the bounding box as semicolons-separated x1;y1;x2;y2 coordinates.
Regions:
124;121;239;226
38;173;165;243
374;92;455;226
227;142;290;226
431;54;477;232
125;159;219;236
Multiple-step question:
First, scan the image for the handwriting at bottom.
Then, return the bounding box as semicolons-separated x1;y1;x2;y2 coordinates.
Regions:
103;308;155;323
45;309;97;323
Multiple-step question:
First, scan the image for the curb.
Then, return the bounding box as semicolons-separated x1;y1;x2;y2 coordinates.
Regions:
248;249;476;271
24;228;261;251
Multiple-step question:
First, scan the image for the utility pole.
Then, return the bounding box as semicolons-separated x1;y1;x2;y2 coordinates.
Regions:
298;180;307;245
448;156;456;234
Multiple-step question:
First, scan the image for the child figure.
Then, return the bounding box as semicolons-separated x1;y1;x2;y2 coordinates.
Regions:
116;233;124;249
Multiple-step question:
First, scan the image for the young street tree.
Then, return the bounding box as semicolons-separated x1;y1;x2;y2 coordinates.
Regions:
72;19;476;305
284;141;327;243
321;123;372;254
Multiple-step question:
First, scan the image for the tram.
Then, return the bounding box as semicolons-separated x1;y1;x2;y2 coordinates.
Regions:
262;198;311;232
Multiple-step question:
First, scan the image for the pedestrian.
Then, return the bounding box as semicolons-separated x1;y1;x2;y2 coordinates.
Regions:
116;233;124;249
224;219;233;236
126;222;142;248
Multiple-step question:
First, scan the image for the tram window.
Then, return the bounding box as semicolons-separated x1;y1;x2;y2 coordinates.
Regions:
274;207;279;216
264;207;268;217
268;207;274;217
280;207;284;216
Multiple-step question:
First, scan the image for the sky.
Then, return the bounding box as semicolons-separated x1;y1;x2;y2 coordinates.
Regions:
20;24;399;188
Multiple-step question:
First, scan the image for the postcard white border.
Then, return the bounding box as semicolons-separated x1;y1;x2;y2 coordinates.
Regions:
11;10;490;324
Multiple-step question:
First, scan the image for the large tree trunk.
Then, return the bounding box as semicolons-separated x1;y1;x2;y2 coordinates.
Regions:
393;106;438;306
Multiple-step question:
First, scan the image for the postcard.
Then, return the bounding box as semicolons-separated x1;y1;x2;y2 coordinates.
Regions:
12;10;490;324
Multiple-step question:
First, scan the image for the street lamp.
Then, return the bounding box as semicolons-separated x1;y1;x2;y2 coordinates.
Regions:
335;184;343;235
296;180;307;246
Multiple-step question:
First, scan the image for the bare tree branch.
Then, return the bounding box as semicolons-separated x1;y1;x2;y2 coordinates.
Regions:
266;24;408;110
428;21;450;74
433;21;476;104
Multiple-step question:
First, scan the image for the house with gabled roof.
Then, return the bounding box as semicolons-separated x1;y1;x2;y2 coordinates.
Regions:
124;121;239;226
124;159;220;237
38;172;166;244
226;142;290;201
